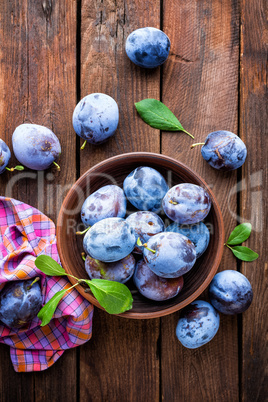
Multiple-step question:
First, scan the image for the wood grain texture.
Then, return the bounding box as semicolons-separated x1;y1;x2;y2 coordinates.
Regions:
80;311;160;401
0;1;38;399
161;0;240;400
0;344;35;402
0;0;266;400
80;0;160;168
240;0;268;400
79;1;161;401
0;0;78;400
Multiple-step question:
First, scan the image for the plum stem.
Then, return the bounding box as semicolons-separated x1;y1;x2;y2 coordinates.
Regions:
27;277;40;290
6;165;25;172
143;243;156;254
67;273;80;281
183;129;194;139
53;161;60;171
137;237;156;254
81;140;87;150
224;243;233;250
76;226;90;235
191;142;205;149
169;200;178;205
81;252;86;262
77;279;89;286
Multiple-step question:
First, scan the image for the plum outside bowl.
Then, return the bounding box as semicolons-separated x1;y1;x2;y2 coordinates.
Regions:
56;152;224;319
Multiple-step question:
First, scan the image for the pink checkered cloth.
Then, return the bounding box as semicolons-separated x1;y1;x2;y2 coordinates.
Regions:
0;196;93;372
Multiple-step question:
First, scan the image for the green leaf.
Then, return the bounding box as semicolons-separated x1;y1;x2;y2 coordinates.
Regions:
35;255;66;276
37;289;68;326
135;99;194;138
83;279;133;314
227;223;252;245
230;246;259;262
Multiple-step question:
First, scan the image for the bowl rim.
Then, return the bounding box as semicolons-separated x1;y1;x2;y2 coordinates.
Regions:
56;152;225;319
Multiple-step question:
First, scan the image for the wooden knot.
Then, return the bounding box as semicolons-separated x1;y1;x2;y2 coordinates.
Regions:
42;0;52;21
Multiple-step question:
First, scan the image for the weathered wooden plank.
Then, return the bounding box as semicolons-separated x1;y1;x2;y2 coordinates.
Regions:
161;0;240;400
240;1;267;400
80;313;160;401
0;1;35;398
80;0;160;164
0;344;35;402
28;0;78;399
79;1;161;400
0;0;78;400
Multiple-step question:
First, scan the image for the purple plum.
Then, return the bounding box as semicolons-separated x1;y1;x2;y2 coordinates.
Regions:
125;27;170;69
123;166;169;213
209;270;253;314
0;139;11;174
143;232;196;278
126;211;165;254
176;300;220;349
85;254;135;284
12;124;61;170
81;185;127;227
165;221;210;258
83;217;136;263
162;183;211;224
133;259;184;301
73;93;119;145
198;131;247;171
0;279;42;329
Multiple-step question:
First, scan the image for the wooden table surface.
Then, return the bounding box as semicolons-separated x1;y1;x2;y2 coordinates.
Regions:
0;1;267;401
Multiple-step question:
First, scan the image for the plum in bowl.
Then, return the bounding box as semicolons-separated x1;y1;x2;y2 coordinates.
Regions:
56;152;224;319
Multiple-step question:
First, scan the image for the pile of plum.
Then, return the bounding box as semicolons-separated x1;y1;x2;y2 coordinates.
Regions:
79;166;253;349
80;166;212;302
0;26;252;350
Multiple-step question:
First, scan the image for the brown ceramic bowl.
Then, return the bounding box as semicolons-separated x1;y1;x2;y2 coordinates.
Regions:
57;152;224;319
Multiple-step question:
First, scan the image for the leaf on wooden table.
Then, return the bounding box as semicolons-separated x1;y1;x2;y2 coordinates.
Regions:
230;246;259;262
135;99;194;138
226;223;252;245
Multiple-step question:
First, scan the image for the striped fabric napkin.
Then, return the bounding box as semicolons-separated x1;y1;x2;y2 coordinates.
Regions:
0;196;93;372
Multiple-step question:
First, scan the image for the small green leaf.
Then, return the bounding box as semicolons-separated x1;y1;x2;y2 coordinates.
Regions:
230;246;259;262
37;289;68;326
227;223;252;245
83;279;133;314
35;255;66;276
135;99;194;138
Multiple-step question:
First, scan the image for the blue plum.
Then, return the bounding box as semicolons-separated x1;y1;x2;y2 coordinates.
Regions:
143;232;196;278
81;185;127;227
83;217;136;262
73;93;119;145
199;131;247;171
126;211;165;254
12;124;61;170
165;221;210;258
0;279;42;329
125;27;170;68
134;259;184;301
176;300;220;349
123;166;169;213
0;139;11;174
162;183;211;224
209;270;253;315
85;254;135;283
